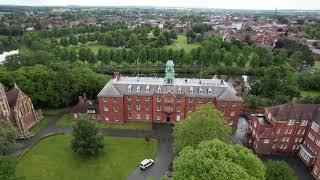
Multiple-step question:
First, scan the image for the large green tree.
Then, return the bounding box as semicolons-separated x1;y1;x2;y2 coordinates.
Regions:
264;160;296;180
0;155;24;180
173;139;265;180
173;104;232;155
0;121;18;155
71;117;104;156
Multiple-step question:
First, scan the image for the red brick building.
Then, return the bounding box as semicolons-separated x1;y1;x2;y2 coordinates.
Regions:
245;103;319;155
0;83;43;134
95;60;243;127
295;104;320;180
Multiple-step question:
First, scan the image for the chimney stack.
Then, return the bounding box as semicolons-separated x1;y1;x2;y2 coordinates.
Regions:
220;75;228;82
78;96;85;104
113;72;120;80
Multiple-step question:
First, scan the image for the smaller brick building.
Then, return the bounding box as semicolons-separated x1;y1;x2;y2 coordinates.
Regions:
0;83;43;134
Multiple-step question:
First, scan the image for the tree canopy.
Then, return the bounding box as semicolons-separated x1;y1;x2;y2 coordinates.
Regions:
172;104;232;155
173;139;265;180
0;155;24;180
71;117;104;156
0;121;18;155
264;160;296;180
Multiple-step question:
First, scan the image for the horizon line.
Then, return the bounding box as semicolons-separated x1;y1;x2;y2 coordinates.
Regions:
0;4;319;11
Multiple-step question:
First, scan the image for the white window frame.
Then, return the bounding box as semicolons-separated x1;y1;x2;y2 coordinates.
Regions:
136;104;141;110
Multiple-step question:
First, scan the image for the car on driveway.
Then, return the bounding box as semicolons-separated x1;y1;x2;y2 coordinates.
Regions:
140;159;154;170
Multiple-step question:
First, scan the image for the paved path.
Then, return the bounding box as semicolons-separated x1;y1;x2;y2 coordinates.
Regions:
127;125;173;180
233;117;249;144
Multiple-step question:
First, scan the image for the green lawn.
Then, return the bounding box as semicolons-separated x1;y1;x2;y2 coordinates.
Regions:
17;135;157;180
30;118;50;134
76;44;117;54
165;35;200;53
315;61;320;70
57;115;152;131
301;90;320;97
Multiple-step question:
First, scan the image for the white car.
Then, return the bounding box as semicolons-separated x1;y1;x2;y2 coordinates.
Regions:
140;159;154;170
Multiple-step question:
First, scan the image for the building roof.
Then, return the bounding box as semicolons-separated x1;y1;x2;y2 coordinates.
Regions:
97;76;242;101
266;103;320;123
5;88;20;107
70;98;99;114
260;128;274;139
311;48;320;55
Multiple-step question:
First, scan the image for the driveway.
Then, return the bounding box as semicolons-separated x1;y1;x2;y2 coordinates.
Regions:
127;125;173;180
233;117;249;144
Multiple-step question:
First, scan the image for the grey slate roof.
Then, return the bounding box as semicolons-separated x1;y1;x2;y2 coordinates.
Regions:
97;76;242;102
267;103;320;123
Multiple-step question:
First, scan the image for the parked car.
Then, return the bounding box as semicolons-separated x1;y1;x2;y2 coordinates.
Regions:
140;159;154;170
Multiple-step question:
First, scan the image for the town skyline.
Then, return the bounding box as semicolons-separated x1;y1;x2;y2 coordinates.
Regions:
1;0;320;10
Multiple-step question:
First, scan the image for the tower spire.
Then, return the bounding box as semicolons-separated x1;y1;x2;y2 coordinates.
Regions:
14;83;20;90
164;60;175;84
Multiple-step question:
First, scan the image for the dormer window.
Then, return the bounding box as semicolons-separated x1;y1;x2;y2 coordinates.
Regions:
146;85;150;93
199;88;202;94
208;88;212;94
128;85;132;92
137;86;141;93
178;87;181;93
190;87;193;94
158;86;161;93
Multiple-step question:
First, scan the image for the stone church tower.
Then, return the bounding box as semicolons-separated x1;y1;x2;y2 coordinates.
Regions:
0;83;11;121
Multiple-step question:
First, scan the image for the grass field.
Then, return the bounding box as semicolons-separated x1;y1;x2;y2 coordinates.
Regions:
75;44;117;54
301;90;320;97
315;61;320;70
16;135;157;180
165;35;200;53
57;115;152;131
30;118;50;134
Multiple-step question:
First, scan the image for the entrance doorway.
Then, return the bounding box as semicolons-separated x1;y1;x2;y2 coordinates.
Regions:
166;114;171;123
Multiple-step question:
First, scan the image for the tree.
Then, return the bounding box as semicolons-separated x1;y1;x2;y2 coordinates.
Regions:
173;139;265;180
264;160;296;180
0;121;18;155
173;104;232;155
249;53;261;68
157;34;167;47
71;117;104;156
69;36;78;46
153;26;160;37
170;29;178;40
0;155;24;180
60;37;69;47
126;33;140;48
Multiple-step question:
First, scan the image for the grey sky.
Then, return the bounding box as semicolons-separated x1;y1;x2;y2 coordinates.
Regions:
1;0;320;10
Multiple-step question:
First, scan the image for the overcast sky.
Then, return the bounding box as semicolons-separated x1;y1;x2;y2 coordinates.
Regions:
1;0;320;10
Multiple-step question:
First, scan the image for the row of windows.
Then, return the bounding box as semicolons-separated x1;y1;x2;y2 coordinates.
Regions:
308;132;320;149
104;96;217;104
312;122;320;133
275;128;305;135
127;85;214;95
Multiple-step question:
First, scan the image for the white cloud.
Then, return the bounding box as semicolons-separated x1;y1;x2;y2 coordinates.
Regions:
1;0;320;10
